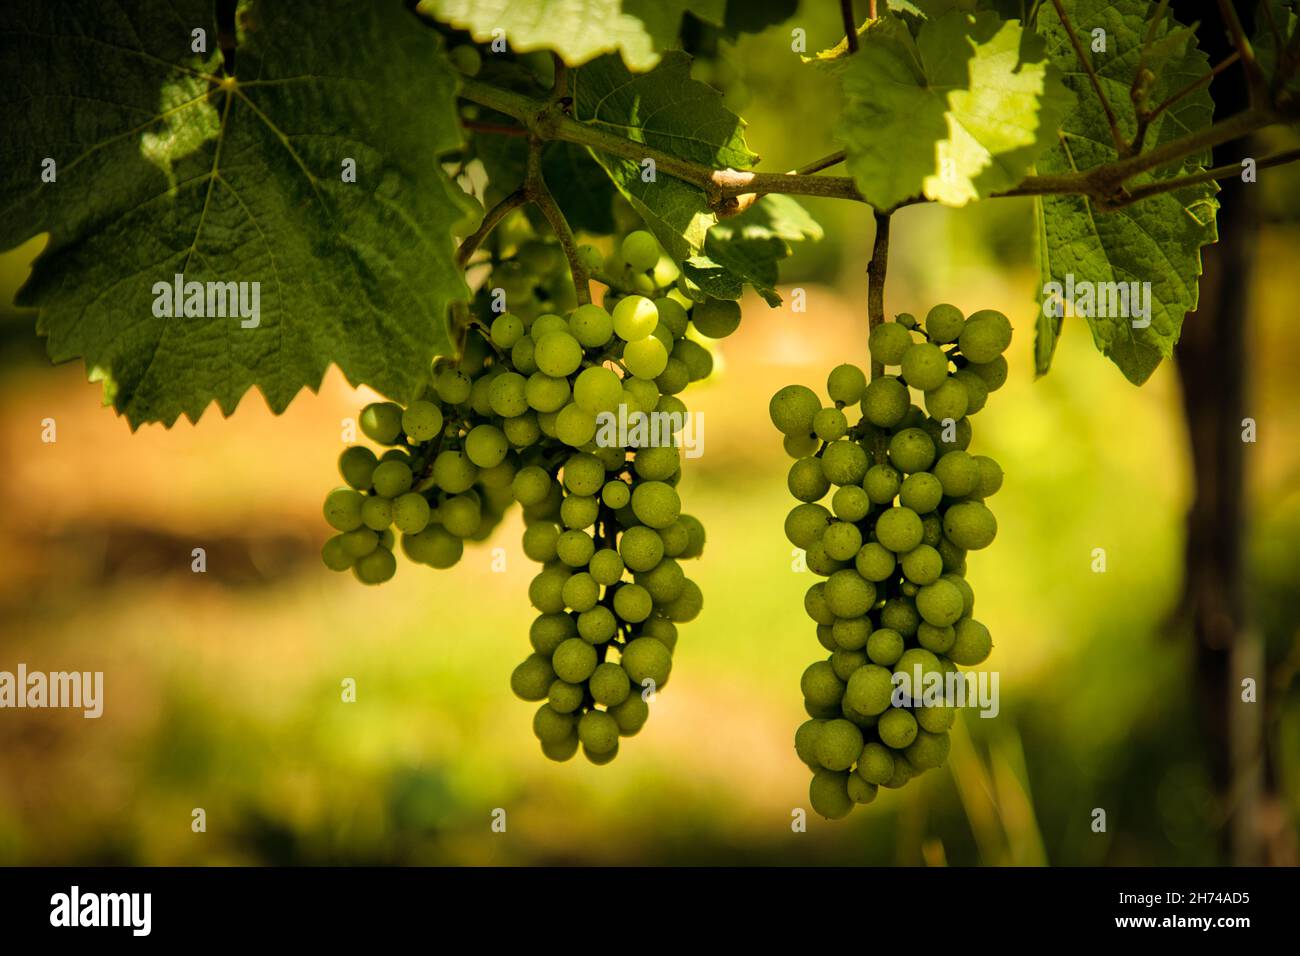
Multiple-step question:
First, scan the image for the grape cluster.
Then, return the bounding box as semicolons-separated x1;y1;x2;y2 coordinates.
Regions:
770;304;1011;818
322;227;739;763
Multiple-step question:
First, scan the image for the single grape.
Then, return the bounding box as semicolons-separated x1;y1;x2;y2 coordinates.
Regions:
360;402;403;444
861;377;909;428
943;500;998;550
769;384;821;437
613;295;659;341
691;298;742;338
826;364;867;405
621;636;672;688
624;336;669;379
815;719;864;772
324;487;365;531
620;231;662;272
809;769;853;819
900;343;949;391
361;495;393;531
338;446;378;491
353;546;396;585
924;303;965;343
868;322;913;365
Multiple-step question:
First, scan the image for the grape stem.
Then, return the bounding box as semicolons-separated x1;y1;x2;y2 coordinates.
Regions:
866;210;891;380
455;188;527;269
523;136;593;306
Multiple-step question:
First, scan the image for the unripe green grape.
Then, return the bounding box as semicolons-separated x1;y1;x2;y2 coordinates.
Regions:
937;537;966;574
510;335;538;374
432;450;478;494
801;660;845;710
546;679;585;714
529;566;570;614
500;410;539;447
788;457;831;502
878;707;919;750
847;773;879;805
967;354;1008;391
489;313;524;350
888;427;936;474
436;369;472;405
856;741;896;785
974;455;1003;497
917;621;956;654
952;368;988;414
866;627;904;666
853;542;896;582
785;503;831;549
880;597;920;637
511;653;557;701
525;372;571;413
613;583;654;623
576;244;604;273
868;322;913;365
521;522;560;563
933;450;980;498
530;613;576;655
609;693;650;735
486;371;526;418
815;718;864;772
556;529;596;568
901;544;943;585
943;500;998;550
916;701;957;734
900;342;949;391
619;525;664;572
623;379;659;418
880;753;915;788
588;548;624;587
361;495;393;531
633;445;679;481
691;298;741;338
843;663;893;716
805;697;842;720
860;376;909;428
560;494;599;530
555;404;598;447
875;506;923;553
635;557;685;603
924;303;965;343
511;465;552;506
621;636;672;688
769;384;821;437
653;297;689;338
461;424;506;469
830;648;867;682
566;303;612;349
899;472;943;514
578;709;620;755
795;719;826;769
624;335;669;379
561;572;600;612
820;441;868;487
370;460;412;498
942;572;975;616
832;615;871;650
815;624;837;651
863;463;902;504
654;357;690;395
949;617;992;665
825;569;876;617
677;514;706;559
535;409;560;439
804;583;836;626
352;545;396;584
587;662;630;707
813;407;848;442
673;339;714;381
534;331;583;377
660;575;703;622
360;402;403;444
552;638;598;683
901;581;920;598
925;378;969;421
440;494;482;538
403;525;463;567
822;521;863;561
822;363;865;405
825;487;865;524
783;433;820;458
894;647;943;692
533;704;575;744
642;617;678;652
577;605;617;644
321;535;354;572
560;453;603;496
583;741;619;764
958;312;1012;363
809;769;854;819
570;366;620;415
921;513;943;548
531;313;569;338
620;230;661;272
805;541;846;576
447;44;482;76
905;729;951;770
338;446;378;491
612;295;659;341
656;521;689;559
324;487;365;531
397;401;440;444
655;393;689;418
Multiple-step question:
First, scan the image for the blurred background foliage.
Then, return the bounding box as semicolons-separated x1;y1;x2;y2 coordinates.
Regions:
0;0;1297;865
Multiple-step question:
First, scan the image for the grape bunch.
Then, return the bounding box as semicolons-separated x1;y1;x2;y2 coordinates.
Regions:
770;304;1011;818
322;225;739;763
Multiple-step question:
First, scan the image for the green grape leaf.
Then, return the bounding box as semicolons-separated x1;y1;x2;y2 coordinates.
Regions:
721;0;799;38
573;51;757;261
1255;0;1300;95
0;0;475;428
830;9;1073;209
418;0;723;72
1034;0;1218;384
474;134;617;235
683;195;823;305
